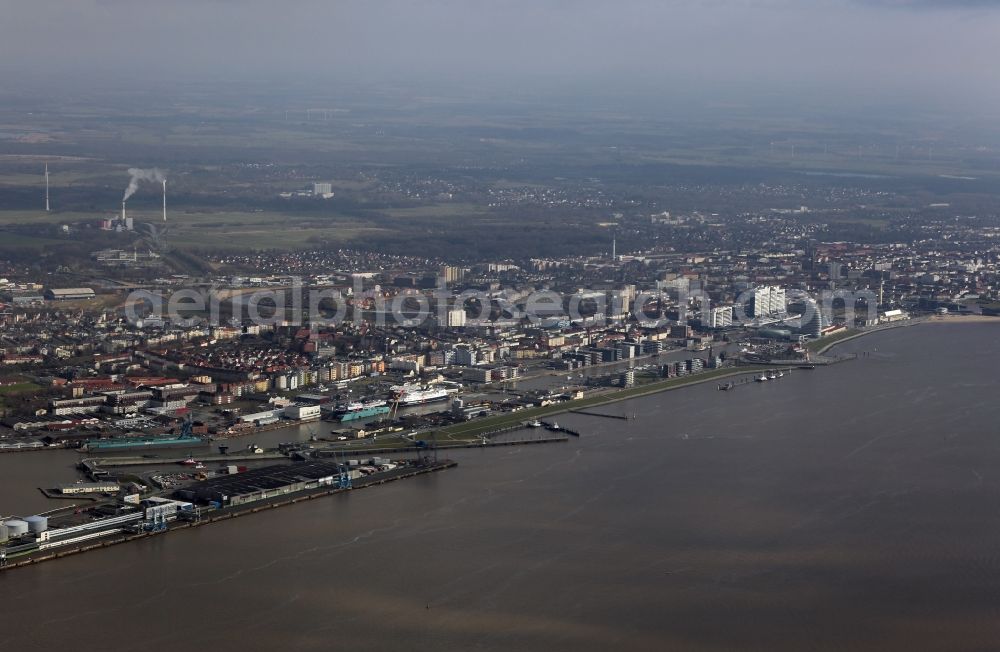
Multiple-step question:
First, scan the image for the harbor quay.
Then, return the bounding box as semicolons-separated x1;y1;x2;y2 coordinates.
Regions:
0;457;456;572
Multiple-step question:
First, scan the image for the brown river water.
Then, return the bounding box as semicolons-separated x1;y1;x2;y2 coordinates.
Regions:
2;320;1000;651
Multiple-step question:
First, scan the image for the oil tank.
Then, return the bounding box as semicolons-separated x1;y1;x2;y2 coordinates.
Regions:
24;515;48;533
4;519;28;537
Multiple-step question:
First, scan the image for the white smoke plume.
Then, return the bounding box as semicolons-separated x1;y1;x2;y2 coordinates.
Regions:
123;167;166;202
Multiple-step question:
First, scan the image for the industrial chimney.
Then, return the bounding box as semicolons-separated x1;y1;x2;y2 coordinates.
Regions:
162;179;167;222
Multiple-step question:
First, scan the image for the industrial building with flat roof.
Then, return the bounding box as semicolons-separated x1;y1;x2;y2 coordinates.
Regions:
44;287;95;301
55;482;120;495
176;461;350;506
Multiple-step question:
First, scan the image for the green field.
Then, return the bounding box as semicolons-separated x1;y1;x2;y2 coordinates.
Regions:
382;203;486;220
0;209;385;251
0;381;43;411
0;200;494;252
0;232;69;248
163;211;388;249
807;329;861;353
0;382;39;396
0;210;80;226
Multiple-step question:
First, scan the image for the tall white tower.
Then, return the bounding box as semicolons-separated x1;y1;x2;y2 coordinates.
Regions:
44;163;50;212
162;179;167;222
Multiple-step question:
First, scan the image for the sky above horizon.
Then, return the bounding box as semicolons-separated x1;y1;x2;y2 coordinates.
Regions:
1;0;998;109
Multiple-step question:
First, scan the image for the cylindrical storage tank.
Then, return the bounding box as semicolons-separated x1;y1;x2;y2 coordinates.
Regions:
4;519;29;537
25;515;48;533
0;523;9;542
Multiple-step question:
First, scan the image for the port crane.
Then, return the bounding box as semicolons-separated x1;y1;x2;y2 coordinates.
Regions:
412;431;438;466
333;448;352;489
145;508;167;532
385;396;402;423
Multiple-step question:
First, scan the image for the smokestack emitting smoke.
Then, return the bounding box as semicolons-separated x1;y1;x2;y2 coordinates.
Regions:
122;167;166;202
120;167;166;222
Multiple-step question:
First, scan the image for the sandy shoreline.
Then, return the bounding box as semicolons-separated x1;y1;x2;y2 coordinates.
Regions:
923;314;1000;324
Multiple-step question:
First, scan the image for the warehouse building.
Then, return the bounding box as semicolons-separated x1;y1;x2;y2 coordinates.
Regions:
175;461;354;506
239;409;284;425
140;497;194;521
54;482;120;495
284;404;321;420
44;287;96;301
